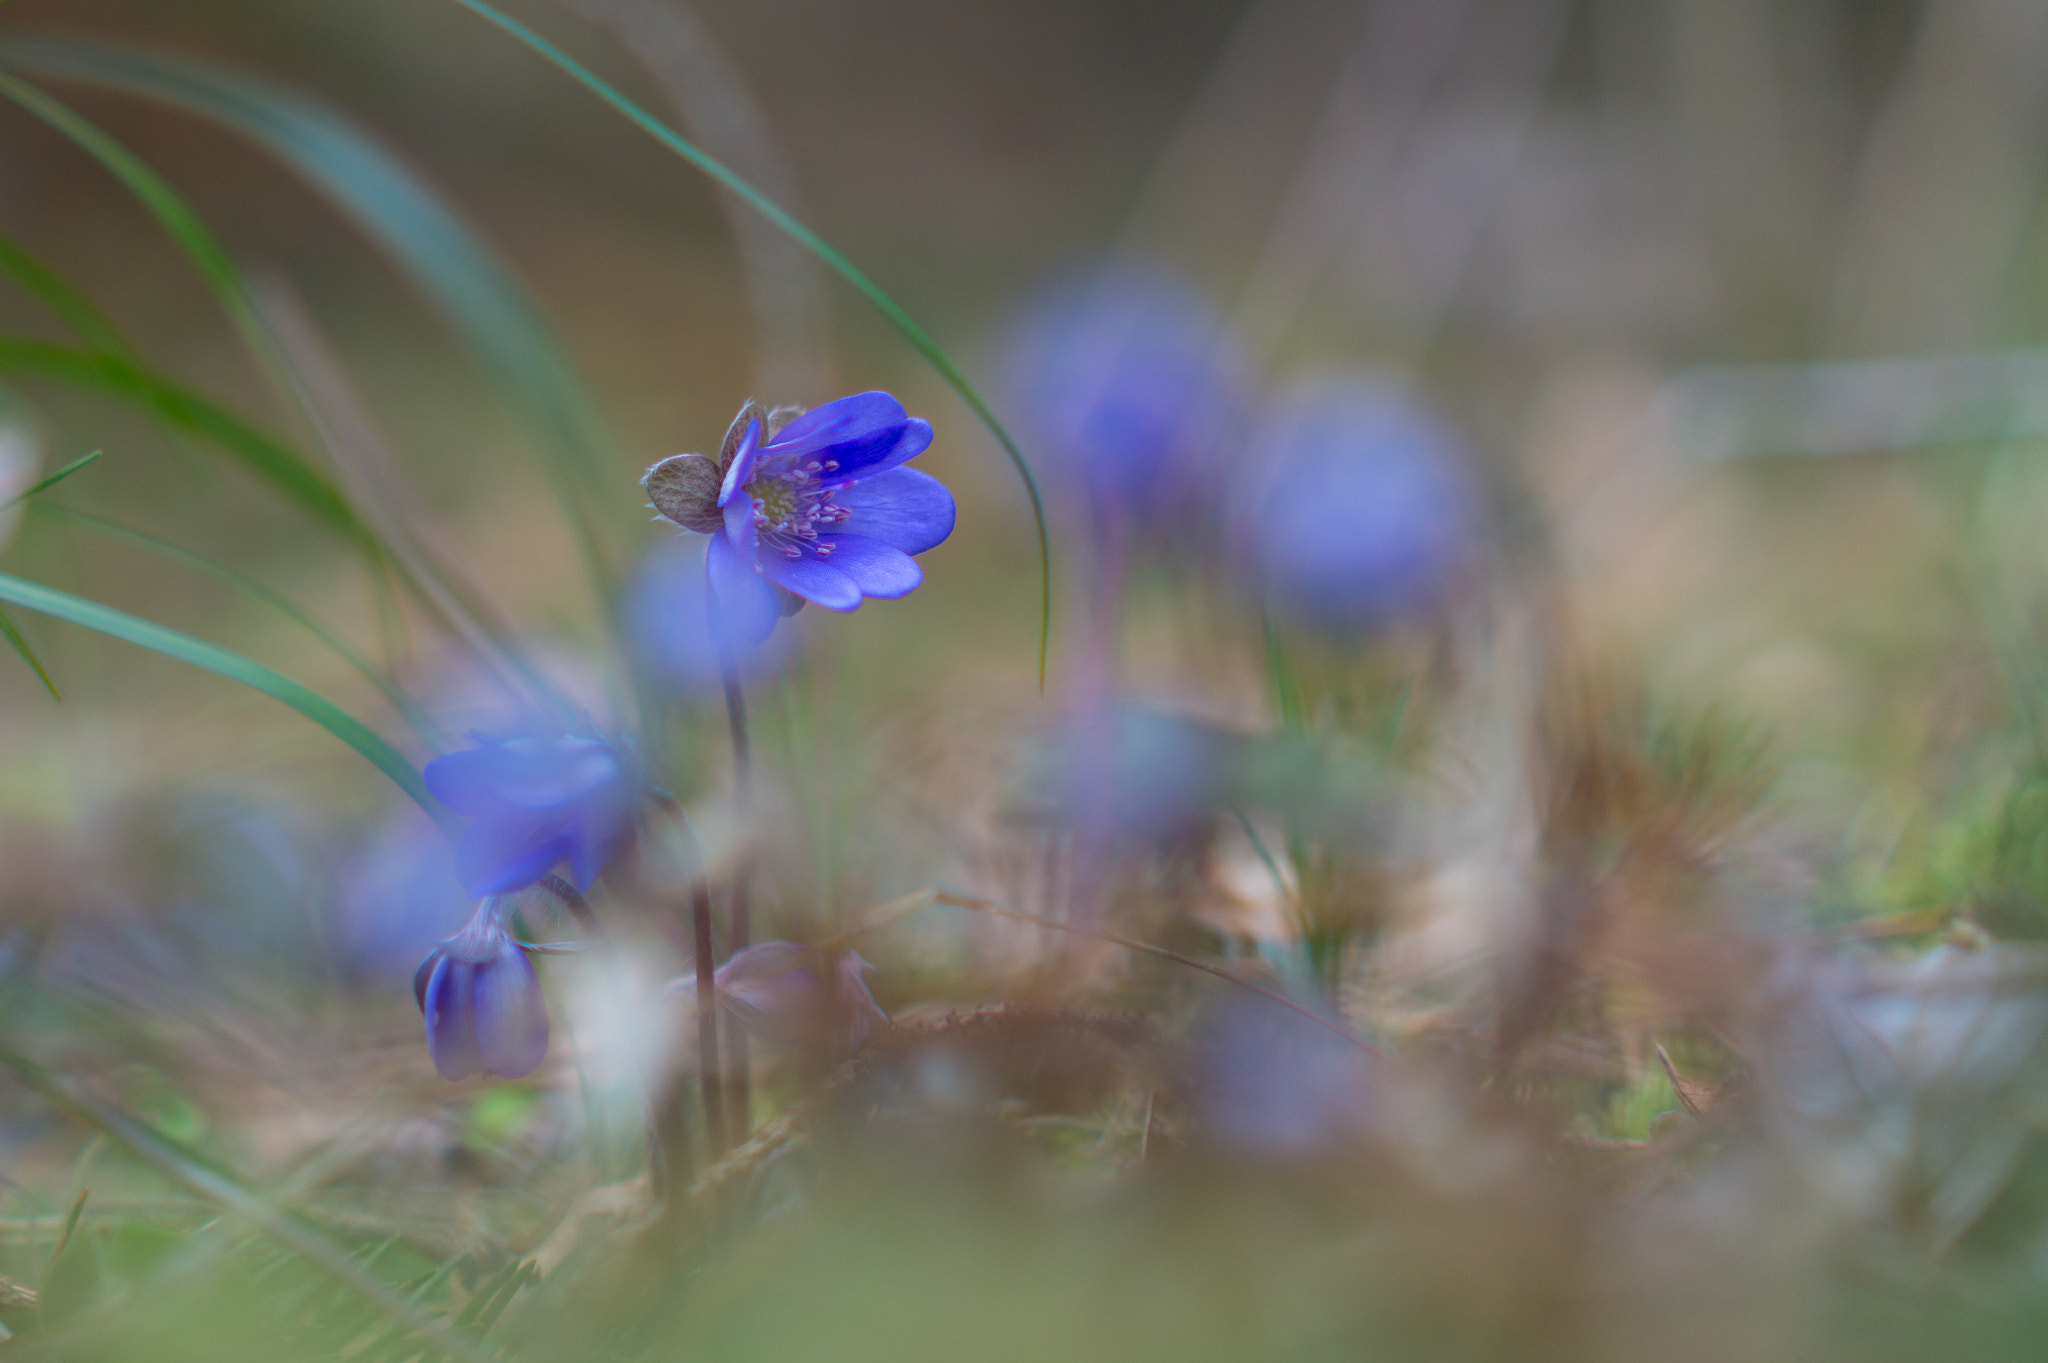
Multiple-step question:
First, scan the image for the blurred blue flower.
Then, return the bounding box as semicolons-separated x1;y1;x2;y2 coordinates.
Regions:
1241;377;1474;629
414;898;547;1081
625;538;791;693
424;728;637;898
337;809;474;984
1028;705;1235;842
1196;992;1373;1155
999;261;1247;524
646;393;955;645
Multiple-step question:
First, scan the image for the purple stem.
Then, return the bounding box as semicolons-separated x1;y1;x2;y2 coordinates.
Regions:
719;644;754;1141
691;877;728;1157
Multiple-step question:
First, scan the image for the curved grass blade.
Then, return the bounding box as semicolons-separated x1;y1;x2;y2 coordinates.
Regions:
0;607;57;699
440;0;1053;680
0;1041;495;1363
0;337;361;536
0;448;102;701
562;0;831;401
0;447;99;513
248;272;574;722
29;503;440;742
0;71;271;362
0;233;126;354
0;230;224;483
0;571;455;833
0;39;621;601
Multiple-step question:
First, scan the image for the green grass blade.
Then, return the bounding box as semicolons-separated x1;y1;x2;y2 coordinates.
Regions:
0;337;361;536
0;229;231;483
29;503;440;742
0;233;127;354
0;1041;494;1363
0;70;267;357
0;571;455;833
0;59;555;664
0;604;58;699
0;39;621;602
439;0;1053;680
0;447;99;512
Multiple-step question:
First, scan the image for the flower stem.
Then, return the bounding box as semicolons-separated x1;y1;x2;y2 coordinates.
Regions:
691;876;728;1158
719;653;754;1141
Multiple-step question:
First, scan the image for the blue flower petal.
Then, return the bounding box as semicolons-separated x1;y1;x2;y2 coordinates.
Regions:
413;949;441;1012
424;957;484;1080
827;417;933;482
627;538;792;693
706;534;781;644
424;746;528;817
716;417;762;508
473;943;549;1079
566;793;635;891
764;391;905;461
834;467;955;555
761;551;862;611
816;534;921;599
455;811;573;898
721;481;759;557
491;738;621;810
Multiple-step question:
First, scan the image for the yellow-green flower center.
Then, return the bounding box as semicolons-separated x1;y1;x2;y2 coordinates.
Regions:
747;478;797;526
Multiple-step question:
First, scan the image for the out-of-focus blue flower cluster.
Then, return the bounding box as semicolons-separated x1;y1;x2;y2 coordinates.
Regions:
402;725;643;1081
424;727;639;899
998;259;1481;630
1000;261;1248;529
1241;377;1474;629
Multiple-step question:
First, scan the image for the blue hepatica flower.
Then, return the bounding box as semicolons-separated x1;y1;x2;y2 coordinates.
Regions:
644;393;955;644
999;260;1247;524
414;898;548;1080
1241;376;1474;629
423;729;638;898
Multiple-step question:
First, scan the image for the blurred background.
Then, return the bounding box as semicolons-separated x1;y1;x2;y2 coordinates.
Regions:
1;0;2048;1358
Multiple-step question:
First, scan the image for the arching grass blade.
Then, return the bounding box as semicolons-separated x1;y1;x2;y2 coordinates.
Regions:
0;233;126;354
0;571;455;833
438;0;1054;680
0;337;361;537
29;503;439;742
0;71;269;362
0;39;622;604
